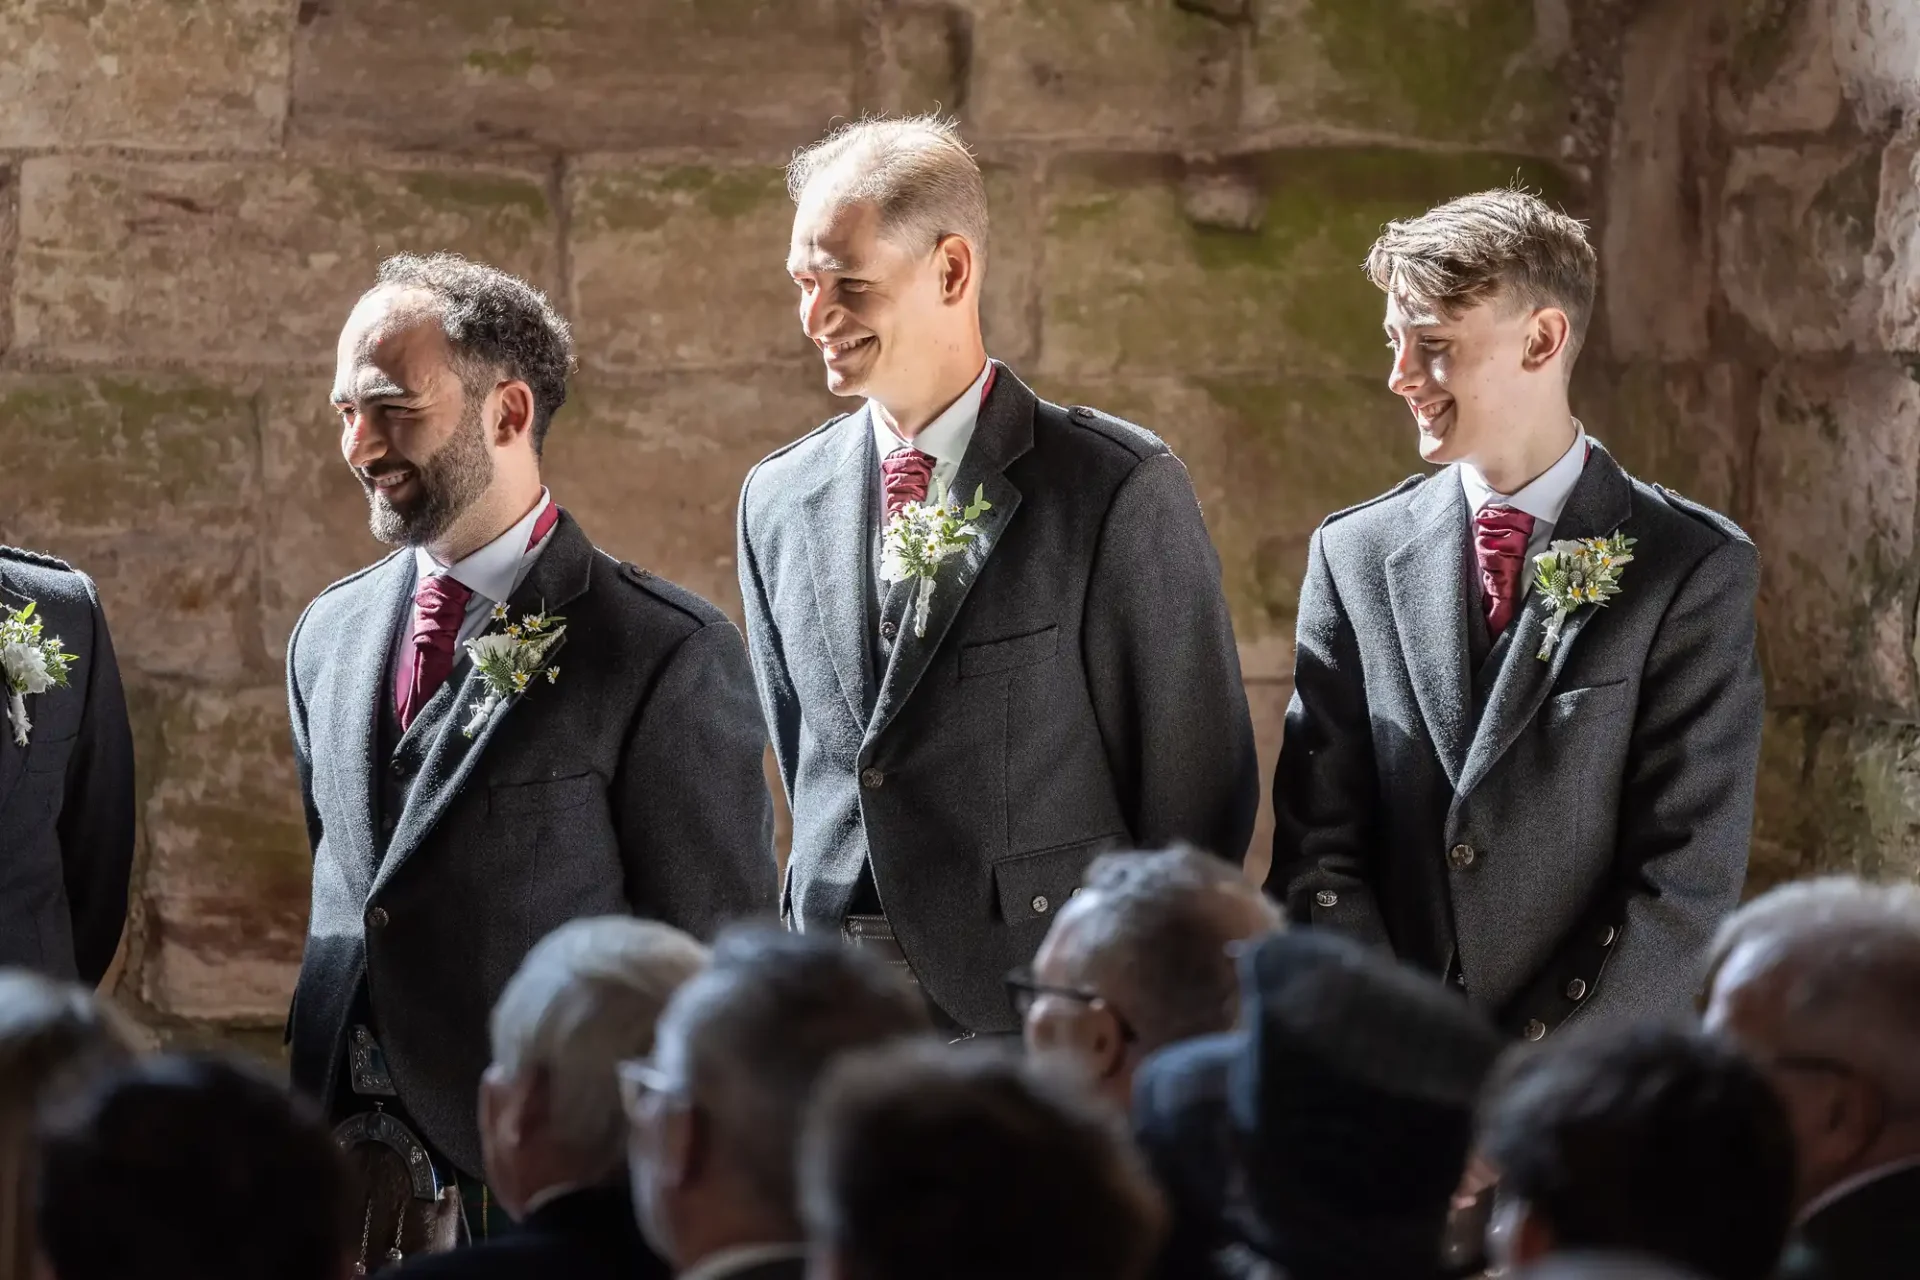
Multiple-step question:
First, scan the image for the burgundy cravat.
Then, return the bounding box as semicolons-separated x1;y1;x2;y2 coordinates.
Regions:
881;447;935;521
1474;504;1537;637
395;574;471;732
393;501;562;731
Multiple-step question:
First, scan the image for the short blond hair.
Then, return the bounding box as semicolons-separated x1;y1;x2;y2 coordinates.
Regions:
786;114;990;268
1365;188;1597;363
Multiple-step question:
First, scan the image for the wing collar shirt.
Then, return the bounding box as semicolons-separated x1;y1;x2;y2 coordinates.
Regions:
1459;422;1588;603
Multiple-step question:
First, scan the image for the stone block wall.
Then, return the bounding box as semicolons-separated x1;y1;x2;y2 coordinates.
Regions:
0;0;1910;1045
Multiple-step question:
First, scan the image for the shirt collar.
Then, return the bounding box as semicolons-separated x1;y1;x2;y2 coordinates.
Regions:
1797;1154;1920;1224
519;1180;589;1219
413;488;553;604
870;360;992;468
1459;423;1587;524
677;1242;808;1280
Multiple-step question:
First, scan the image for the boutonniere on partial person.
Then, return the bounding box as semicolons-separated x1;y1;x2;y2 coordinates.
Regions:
460;602;565;738
880;482;993;638
0;601;76;746
1532;534;1635;661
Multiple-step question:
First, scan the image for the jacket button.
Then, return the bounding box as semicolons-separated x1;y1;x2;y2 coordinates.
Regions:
389;757;408;778
1314;889;1339;908
1523;1019;1547;1041
1566;978;1588;1001
880;620;898;641
1031;895;1050;914
366;906;389;929
860;768;885;789
1598;925;1617;947
1448;843;1477;870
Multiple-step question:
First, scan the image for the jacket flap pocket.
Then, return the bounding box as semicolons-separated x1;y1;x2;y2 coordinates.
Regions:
1546;678;1629;724
990;834;1124;924
959;625;1060;680
489;773;596;816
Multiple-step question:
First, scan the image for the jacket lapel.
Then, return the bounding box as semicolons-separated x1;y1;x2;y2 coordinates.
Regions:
0;570;36;813
1385;473;1476;792
330;552;413;876
866;363;1032;747
801;409;880;730
372;512;594;899
1456;443;1635;798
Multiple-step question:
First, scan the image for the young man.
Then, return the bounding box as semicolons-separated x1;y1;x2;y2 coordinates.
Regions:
288;254;774;1230
1272;190;1763;1040
737;116;1258;1036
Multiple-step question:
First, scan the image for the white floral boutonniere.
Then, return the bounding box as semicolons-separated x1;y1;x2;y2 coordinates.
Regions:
460;602;565;738
879;482;993;638
1532;534;1636;661
0;602;75;747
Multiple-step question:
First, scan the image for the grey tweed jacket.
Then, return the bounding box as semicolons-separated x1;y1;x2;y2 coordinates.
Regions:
738;363;1260;1033
286;511;775;1176
0;549;134;985
1271;442;1762;1037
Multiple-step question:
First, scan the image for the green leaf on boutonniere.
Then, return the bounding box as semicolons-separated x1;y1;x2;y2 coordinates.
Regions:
962;485;993;522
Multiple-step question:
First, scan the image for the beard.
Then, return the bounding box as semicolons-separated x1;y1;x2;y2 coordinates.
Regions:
360;396;494;548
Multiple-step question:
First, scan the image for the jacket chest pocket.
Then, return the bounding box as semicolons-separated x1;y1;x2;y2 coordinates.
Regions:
959;625;1059;680
488;773;596;816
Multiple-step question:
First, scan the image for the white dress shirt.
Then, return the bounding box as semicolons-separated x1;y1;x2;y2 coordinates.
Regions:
870;360;992;590
871;360;992;513
410;488;557;646
388;489;558;693
1796;1154;1920;1225
677;1242;808;1280
1459;423;1588;604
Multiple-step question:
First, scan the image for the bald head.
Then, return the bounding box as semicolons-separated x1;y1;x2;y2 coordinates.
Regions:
1702;877;1920;1205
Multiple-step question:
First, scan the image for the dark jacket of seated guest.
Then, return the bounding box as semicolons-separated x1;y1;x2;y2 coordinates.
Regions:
396;1182;666;1280
675;1248;808;1280
1775;1161;1920;1280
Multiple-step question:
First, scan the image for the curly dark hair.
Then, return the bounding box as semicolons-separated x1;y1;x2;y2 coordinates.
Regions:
374;253;576;454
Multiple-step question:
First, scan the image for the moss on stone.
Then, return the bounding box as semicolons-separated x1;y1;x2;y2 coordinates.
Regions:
463;47;539;77
1279;0;1567;145
1042;148;1579;379
397;171;549;223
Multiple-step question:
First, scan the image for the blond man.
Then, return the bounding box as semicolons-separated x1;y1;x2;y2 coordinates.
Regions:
738;116;1258;1036
1271;190;1762;1039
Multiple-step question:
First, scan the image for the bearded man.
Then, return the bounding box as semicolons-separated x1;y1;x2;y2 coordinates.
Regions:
286;254;773;1241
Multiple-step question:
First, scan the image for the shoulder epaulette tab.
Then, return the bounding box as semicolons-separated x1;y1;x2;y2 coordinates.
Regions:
1061;403;1165;458
618;563;724;625
1321;474;1426;526
1653;485;1751;543
0;545;73;572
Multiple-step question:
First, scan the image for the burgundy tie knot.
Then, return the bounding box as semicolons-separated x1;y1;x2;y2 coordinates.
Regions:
396;573;473;731
1473;504;1537;638
880;447;935;522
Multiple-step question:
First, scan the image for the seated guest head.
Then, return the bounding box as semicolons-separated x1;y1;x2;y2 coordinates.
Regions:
1133;928;1502;1280
799;1042;1166;1280
482;916;708;1220
1016;846;1279;1114
624;926;926;1277
35;1054;351;1280
1478;1024;1795;1280
1701;876;1920;1211
0;973;136;1280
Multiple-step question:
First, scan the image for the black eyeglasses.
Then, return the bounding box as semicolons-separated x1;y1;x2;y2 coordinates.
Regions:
1003;968;1138;1042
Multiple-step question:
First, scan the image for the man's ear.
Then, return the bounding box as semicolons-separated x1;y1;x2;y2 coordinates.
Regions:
659;1100;705;1189
933;233;977;305
490;379;538;445
1521;307;1572;372
1087;1004;1129;1081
